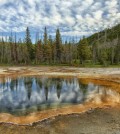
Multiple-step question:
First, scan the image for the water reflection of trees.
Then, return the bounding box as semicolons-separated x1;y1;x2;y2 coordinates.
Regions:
24;78;32;100
0;77;90;103
0;77;110;103
56;81;62;99
0;76;119;115
79;81;88;95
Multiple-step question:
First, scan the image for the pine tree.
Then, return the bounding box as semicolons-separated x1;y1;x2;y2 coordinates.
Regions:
43;27;48;62
25;27;33;62
99;49;108;66
14;33;18;64
35;40;43;64
55;28;62;63
9;32;14;63
43;27;48;45
78;37;91;64
115;37;120;64
0;35;5;63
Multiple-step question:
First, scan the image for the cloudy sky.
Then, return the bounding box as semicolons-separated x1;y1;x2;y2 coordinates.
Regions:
0;0;120;41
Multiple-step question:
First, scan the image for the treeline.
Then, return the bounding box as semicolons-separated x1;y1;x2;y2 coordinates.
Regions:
0;27;78;65
0;25;120;66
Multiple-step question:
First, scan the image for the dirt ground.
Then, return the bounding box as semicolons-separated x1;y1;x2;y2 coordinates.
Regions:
0;66;120;133
0;106;120;134
0;66;120;82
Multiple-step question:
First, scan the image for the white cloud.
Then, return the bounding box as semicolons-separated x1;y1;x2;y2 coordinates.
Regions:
0;0;120;38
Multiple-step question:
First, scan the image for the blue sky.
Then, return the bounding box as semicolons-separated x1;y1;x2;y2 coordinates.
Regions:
0;0;120;42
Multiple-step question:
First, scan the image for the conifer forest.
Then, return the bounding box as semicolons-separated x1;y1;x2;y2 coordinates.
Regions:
0;24;120;66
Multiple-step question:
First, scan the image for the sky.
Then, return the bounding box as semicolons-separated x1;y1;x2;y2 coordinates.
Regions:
0;0;120;42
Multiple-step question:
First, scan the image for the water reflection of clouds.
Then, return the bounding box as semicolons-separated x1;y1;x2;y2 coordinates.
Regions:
0;77;119;114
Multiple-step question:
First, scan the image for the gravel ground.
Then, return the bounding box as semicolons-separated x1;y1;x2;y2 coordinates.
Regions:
0;106;120;134
0;66;120;77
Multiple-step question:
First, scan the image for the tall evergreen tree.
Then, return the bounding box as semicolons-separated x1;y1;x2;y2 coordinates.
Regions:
78;37;91;64
14;33;18;63
43;27;48;45
55;28;62;63
9;32;14;63
25;27;33;62
35;40;43;64
115;37;120;64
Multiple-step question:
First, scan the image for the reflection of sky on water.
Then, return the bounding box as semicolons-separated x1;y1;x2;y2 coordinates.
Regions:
0;77;119;115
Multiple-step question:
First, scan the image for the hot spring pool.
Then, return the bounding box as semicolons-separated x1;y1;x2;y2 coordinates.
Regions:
0;76;119;116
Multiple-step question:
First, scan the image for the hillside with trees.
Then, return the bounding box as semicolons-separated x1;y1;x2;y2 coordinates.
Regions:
0;24;120;66
88;24;120;65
